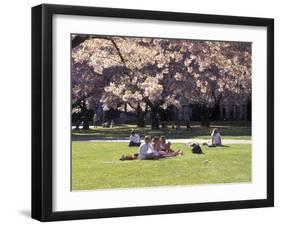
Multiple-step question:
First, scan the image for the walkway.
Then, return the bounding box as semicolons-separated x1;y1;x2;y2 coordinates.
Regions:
84;138;251;144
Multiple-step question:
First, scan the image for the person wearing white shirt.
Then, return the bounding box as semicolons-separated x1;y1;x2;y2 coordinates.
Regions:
138;136;160;160
129;130;141;147
209;128;222;147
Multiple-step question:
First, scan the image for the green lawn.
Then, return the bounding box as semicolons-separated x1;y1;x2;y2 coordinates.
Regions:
72;142;251;190
72;121;251;140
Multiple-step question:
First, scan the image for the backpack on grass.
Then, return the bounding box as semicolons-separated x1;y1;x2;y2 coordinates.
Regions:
189;142;204;154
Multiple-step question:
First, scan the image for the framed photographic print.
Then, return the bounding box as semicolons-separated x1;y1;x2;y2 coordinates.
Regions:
31;4;274;221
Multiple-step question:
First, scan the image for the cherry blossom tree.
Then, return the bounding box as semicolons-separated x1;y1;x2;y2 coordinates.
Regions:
72;36;182;128
172;41;252;126
71;34;251;129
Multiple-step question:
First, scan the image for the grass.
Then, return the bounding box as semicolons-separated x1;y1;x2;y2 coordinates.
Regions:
72;121;251;140
72;142;251;190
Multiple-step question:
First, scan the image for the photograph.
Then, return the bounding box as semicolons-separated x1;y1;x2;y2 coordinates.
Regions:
71;34;252;191
31;3;274;221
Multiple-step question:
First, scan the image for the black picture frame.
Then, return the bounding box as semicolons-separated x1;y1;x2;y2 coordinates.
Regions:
32;3;274;222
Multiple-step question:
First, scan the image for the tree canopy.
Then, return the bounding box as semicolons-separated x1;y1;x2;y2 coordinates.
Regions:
71;35;251;128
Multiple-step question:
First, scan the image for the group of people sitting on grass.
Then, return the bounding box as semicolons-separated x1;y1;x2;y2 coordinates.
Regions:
142;136;184;159
121;134;183;160
120;128;222;161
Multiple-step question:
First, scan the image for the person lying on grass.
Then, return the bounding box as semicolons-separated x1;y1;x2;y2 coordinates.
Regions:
128;130;141;147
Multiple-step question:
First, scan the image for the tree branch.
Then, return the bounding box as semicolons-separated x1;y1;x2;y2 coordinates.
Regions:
72;35;90;48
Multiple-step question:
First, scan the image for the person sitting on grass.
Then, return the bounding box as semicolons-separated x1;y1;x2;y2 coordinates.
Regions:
120;136;158;161
151;136;173;157
152;136;161;152
128;130;141;147
138;136;160;160
207;128;222;147
159;136;183;157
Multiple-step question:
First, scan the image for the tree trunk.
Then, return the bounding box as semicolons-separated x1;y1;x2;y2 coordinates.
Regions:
200;105;210;127
82;119;90;130
82;109;91;130
151;108;159;129
136;109;146;127
143;99;161;130
174;107;180;130
200;94;222;127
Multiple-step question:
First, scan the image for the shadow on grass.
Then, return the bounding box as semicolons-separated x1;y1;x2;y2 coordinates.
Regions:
72;121;251;141
205;145;231;148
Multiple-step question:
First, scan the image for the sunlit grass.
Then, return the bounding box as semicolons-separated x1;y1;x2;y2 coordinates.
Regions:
72;142;251;190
